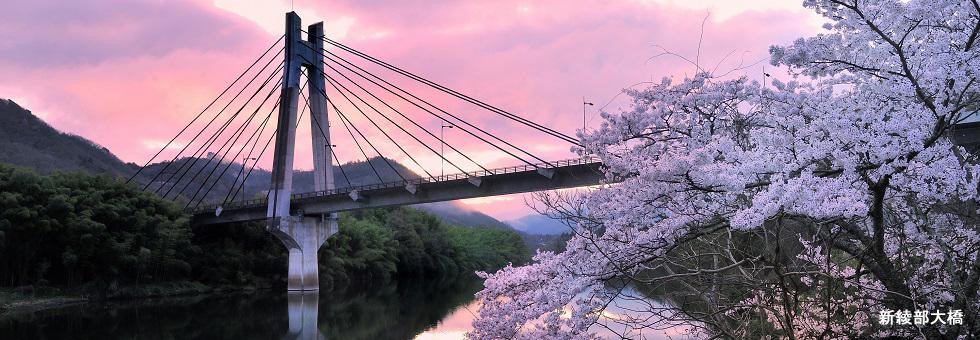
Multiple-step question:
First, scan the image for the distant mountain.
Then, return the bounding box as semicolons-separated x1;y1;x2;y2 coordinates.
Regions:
416;201;514;230
0;99;137;176
137;156;418;204
0;98;514;233
507;214;572;235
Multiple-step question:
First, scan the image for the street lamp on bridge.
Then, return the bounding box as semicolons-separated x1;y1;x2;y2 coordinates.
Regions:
441;123;454;177
238;157;257;202
583;97;594;132
155;170;177;199
324;144;336;188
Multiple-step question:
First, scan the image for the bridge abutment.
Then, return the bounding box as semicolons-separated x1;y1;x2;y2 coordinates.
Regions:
268;215;338;291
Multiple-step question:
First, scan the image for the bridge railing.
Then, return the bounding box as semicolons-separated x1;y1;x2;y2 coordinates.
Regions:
188;156;602;214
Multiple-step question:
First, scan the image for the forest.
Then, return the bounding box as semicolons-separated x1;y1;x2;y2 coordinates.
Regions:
0;162;529;292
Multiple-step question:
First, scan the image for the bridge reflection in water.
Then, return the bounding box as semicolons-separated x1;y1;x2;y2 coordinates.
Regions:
287;291;323;340
0;276;486;339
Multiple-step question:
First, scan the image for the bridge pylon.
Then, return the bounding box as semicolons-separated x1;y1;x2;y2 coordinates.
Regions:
267;11;337;291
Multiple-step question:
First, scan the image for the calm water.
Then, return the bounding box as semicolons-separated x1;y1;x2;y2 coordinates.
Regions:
1;275;688;339
0;275;484;340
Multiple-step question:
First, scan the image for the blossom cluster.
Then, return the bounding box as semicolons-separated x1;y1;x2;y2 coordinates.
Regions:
471;0;980;338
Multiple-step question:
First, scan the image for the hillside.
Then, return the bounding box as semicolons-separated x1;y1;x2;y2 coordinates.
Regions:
0;99;136;176
0;98;514;231
416;201;513;230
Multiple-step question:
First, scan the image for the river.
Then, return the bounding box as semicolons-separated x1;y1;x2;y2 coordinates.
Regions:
0;275;686;339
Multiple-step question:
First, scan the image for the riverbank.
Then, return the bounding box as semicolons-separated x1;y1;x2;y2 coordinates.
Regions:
0;281;272;316
0;296;87;315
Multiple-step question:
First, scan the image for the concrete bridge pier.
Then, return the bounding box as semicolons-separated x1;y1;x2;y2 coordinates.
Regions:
263;12;337;292
268;215;338;291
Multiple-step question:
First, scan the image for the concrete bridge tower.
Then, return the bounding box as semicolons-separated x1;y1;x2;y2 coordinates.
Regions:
267;12;337;291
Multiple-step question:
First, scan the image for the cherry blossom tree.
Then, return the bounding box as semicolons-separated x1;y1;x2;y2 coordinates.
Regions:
471;0;980;338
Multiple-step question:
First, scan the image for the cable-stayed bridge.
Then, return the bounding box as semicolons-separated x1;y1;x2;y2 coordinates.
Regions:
128;12;608;291
189;157;604;225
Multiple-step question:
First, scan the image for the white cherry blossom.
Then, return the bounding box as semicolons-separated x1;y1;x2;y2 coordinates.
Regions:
471;0;980;338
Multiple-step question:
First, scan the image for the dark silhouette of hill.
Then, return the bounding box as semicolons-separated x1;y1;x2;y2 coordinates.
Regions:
415;201;512;230
0;99;137;176
0;98;514;231
139;156;420;205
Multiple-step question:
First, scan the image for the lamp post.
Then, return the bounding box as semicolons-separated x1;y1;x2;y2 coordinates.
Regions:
157;171;176;199
238;157;257;202
324;144;336;189
583;97;594;132
441;123;454;177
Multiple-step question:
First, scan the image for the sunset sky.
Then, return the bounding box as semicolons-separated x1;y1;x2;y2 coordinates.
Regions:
0;0;824;221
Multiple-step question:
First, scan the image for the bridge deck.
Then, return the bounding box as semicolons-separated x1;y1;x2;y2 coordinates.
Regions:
190;157;607;225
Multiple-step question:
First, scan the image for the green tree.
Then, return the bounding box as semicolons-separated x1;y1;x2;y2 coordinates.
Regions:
0;163;196;287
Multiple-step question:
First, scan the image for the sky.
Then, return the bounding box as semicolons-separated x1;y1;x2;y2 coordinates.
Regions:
0;0;825;221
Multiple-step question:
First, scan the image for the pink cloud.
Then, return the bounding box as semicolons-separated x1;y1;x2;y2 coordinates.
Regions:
0;0;273;161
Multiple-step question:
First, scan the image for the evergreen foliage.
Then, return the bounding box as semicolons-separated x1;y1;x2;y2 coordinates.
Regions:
0;162;195;287
0;162;529;290
319;207;530;287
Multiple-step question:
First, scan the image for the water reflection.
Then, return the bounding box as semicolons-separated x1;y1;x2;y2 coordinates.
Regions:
415;285;688;339
318;275;482;339
0;275;483;340
288;291;323;340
